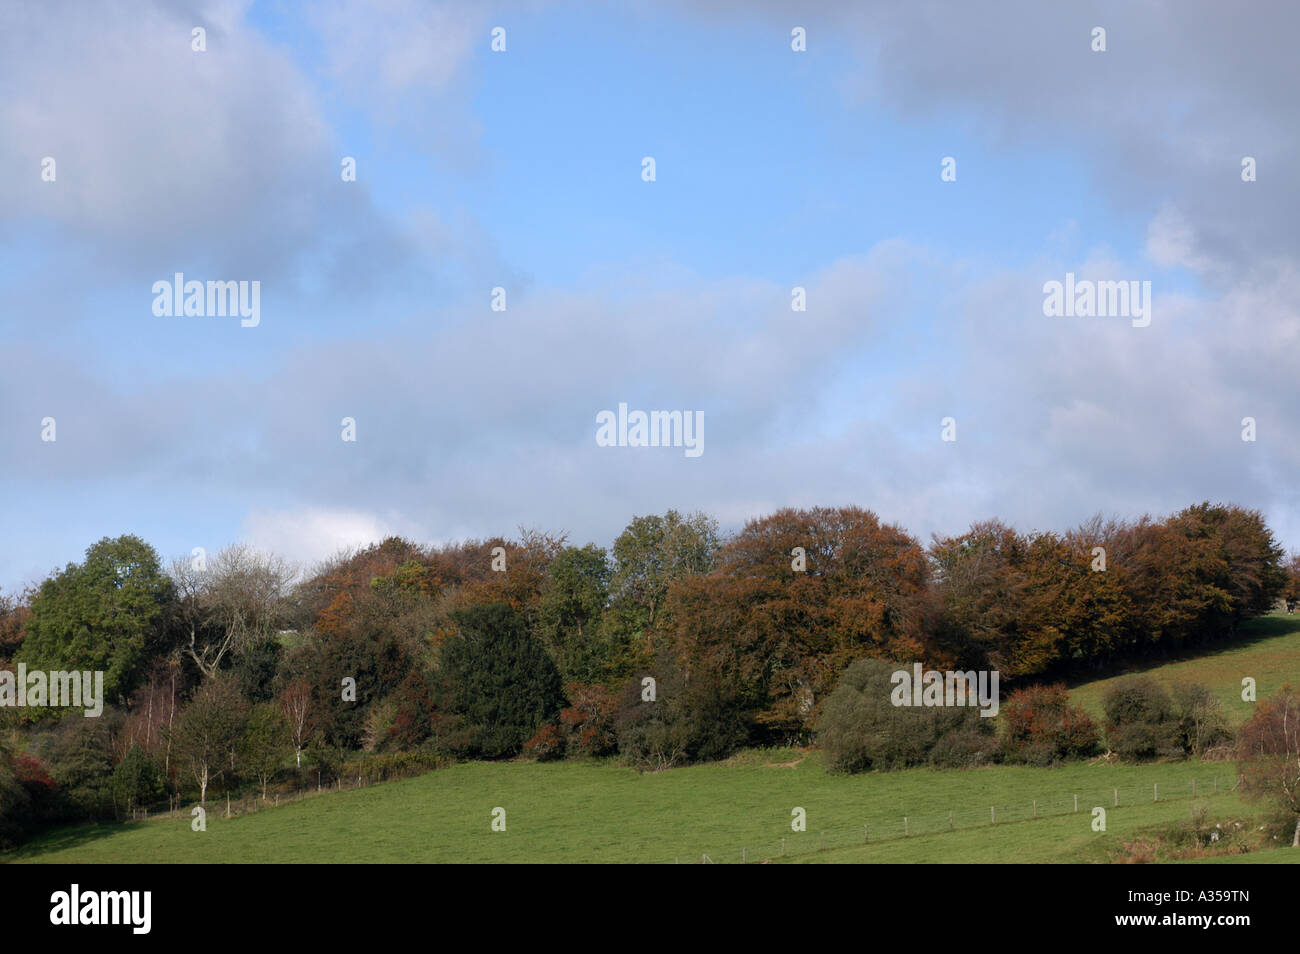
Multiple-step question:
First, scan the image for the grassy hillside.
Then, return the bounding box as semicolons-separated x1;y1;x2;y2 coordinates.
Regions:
8;751;1293;864
1068;611;1300;726
8;611;1300;865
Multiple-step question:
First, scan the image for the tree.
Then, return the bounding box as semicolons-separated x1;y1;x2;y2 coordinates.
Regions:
388;671;434;749
111;744;164;815
608;510;719;640
170;545;294;680
0;589;30;664
1166;502;1286;634
440;603;563;758
308;626;408;748
537;544;611;683
168;676;247;806
278;677;315;768
19;535;175;701
1236;686;1300;847
45;715;116;817
1279;551;1300;610
238;703;289;800
666;506;932;741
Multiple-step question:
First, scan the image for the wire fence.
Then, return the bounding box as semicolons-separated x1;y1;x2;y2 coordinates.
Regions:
121;771;385;824
667;773;1243;864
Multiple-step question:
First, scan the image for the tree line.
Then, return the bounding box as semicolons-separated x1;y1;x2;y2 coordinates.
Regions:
1;501;1296;847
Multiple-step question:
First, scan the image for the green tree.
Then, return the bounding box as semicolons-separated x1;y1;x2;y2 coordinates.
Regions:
440;603;563;758
609;510;719;635
238;703;290;799
168;676;248;806
111;743;164;815
18;535;175;702
537;544;611;683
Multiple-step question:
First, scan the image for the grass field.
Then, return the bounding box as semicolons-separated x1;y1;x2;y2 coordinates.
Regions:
1067;611;1300;726
7;752;1296;864
7;612;1300;865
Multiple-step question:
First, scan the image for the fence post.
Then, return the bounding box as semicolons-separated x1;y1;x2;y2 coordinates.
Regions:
820;831;825;851
1214;776;1218;793
1074;794;1078;813
1114;788;1118;807
948;810;953;830
904;817;909;836
864;824;869;843
991;806;995;825
1033;800;1037;818
1154;783;1158;802
781;837;785;856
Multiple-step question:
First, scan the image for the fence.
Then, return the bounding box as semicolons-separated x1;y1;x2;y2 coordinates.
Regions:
670;773;1243;864
121;771;385;824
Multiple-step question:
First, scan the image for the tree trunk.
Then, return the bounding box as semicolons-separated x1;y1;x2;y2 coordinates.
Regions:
1292;815;1299;848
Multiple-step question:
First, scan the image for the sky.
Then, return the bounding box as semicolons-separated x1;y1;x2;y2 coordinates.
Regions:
1;0;1296;589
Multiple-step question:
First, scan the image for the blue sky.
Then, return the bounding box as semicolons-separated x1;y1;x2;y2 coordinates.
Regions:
1;0;1295;589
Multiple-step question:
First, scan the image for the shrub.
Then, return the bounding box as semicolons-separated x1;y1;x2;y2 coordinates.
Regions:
387;672;434;750
559;683;618;757
1000;684;1099;764
816;658;990;773
340;748;446;785
522;721;567;761
1170;682;1230;757
930;727;1000;768
613;657;750;770
1103;678;1180;761
0;745;58;848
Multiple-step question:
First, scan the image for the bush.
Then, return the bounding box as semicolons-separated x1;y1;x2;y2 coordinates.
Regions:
930;727;1000;768
1103;678;1180;761
0;745;57;848
816;658;991;773
1170;682;1230;757
387;672;434;750
340;748;446;785
559;683;618;757
522;722;566;761
1000;684;1099;764
613;657;750;770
